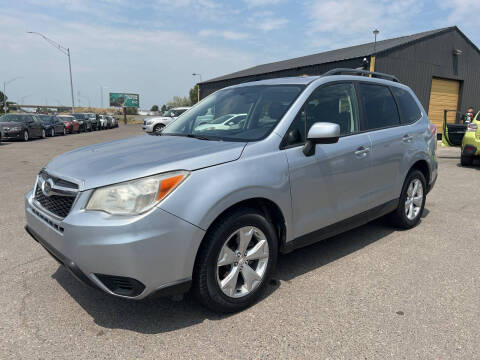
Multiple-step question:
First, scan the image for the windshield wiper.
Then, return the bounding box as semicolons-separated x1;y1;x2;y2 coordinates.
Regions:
185;133;221;141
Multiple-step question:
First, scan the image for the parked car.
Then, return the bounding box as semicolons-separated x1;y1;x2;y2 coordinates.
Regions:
142;107;190;134
71;113;91;132
25;70;437;313
194;113;247;131
37;114;66;136
98;115;106;130
111;116;119;128
461;111;480;166
57;115;79;134
87;113;99;131
0;113;46;141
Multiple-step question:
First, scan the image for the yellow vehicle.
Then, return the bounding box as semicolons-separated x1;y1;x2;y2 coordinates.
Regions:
461;111;480;166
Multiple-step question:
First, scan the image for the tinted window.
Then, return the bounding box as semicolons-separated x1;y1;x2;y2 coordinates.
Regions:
391;87;421;124
283;83;359;147
358;83;400;130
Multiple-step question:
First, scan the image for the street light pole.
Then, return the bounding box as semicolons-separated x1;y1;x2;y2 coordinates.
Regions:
373;29;379;53
192;73;202;102
27;31;75;113
3;77;22;114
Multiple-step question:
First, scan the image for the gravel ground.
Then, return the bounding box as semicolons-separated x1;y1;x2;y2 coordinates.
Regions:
0;126;479;359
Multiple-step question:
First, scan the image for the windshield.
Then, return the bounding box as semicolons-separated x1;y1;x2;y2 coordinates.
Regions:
37;115;54;123
0;114;30;123
163;85;304;141
58;116;74;121
164;109;187;117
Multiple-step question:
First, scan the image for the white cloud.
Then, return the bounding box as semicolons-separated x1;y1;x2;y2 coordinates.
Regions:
0;9;255;108
199;29;249;40
247;11;288;32
304;0;424;48
244;0;281;7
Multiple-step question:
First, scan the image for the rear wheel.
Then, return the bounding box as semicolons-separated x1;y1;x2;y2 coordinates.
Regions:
50;128;55;137
461;154;473;166
388;170;426;229
62;127;66;136
193;208;278;313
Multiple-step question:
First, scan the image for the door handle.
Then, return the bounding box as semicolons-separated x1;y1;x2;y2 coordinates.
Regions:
402;134;413;143
354;146;370;157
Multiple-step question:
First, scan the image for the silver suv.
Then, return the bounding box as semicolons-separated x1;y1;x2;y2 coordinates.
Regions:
25;69;437;313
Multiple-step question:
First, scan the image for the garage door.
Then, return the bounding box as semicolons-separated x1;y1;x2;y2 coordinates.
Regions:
427;78;460;131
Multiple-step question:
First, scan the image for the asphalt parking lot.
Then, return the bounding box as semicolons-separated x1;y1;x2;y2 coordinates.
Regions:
1;125;479;359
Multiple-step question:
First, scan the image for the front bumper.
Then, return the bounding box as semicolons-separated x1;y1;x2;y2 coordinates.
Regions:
142;124;154;133
25;189;205;299
2;131;23;139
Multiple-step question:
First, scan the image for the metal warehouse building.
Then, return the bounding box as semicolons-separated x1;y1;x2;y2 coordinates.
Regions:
198;26;480;132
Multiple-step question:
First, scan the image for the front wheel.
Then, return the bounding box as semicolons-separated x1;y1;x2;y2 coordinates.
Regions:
461;155;473;166
193;208;278;313
153;124;165;134
23;130;29;142
50;128;55;137
62;127;66;136
388;170;426;229
41;129;46;139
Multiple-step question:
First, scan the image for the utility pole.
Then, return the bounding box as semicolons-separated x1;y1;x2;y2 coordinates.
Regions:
3;77;22;114
27;32;75;113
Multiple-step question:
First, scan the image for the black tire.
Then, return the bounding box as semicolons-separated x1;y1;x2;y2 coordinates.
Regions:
193;207;278;313
62;127;66;136
41;129;46;139
50;128;55;137
461;155;473;166
153;124;165;134
23;130;29;142
388;169;426;229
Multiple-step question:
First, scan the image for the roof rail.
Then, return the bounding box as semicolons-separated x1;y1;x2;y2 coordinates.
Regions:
323;68;400;82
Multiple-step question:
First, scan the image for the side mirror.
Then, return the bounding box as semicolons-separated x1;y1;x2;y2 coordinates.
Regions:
303;122;340;156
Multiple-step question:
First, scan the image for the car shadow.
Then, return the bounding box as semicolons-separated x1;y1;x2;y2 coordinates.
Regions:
51;216;399;334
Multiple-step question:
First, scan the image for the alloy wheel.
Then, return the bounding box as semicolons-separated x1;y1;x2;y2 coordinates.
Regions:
405;178;423;220
24;131;29;141
42;129;46;138
51;129;55;137
216;226;269;298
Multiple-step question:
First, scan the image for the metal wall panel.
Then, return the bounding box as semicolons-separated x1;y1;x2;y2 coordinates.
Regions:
199;58;365;99
375;29;480;114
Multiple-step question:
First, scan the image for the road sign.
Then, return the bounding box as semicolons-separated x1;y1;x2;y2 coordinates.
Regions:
109;93;139;108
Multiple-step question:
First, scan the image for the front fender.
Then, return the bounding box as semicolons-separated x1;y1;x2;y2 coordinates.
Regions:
159;150;293;240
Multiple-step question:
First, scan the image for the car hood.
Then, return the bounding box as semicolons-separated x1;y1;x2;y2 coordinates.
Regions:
45;134;247;190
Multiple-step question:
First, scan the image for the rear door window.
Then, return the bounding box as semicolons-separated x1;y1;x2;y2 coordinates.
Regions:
390;86;422;124
358;83;400;130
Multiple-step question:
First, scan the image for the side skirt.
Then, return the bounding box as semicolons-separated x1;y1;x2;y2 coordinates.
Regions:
281;199;398;254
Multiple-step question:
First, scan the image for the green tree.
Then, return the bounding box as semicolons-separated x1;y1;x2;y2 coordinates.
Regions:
150;105;159;112
166;96;191;108
161;104;167;112
189;85;199;106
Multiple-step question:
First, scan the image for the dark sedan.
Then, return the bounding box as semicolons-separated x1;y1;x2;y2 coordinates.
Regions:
71;113;91;132
37;114;66;136
0;114;46;141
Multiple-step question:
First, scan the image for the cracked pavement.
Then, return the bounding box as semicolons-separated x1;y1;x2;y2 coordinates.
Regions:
0;126;479;359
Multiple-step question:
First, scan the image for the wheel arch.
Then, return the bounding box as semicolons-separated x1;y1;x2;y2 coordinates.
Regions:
193;197;287;268
410;160;430;187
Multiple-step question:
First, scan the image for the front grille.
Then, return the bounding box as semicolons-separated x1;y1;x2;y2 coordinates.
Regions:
34;185;76;218
39;170;78;190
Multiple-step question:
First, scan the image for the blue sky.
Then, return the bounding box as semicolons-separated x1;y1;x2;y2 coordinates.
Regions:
1;0;479;108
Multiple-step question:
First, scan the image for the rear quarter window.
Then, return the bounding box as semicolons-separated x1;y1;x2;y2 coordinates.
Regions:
358;83;400;131
391;86;422;124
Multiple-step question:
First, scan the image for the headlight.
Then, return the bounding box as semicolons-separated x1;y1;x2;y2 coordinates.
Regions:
85;171;189;215
147;120;154;125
